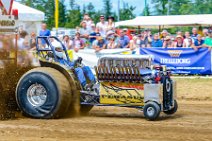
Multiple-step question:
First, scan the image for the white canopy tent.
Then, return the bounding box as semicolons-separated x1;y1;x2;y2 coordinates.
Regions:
115;14;212;28
12;1;45;34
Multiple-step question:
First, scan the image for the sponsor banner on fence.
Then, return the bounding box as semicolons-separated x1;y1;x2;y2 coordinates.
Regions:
140;48;211;75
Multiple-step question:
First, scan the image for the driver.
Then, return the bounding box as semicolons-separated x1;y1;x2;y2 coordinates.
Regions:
53;43;96;90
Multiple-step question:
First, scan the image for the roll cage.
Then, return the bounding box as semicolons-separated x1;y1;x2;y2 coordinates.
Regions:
36;36;71;62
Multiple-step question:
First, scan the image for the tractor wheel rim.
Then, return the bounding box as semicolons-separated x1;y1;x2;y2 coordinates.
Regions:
147;107;155;117
166;79;171;93
27;84;47;107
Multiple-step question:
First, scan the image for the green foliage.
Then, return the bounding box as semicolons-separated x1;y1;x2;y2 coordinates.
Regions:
18;0;66;29
15;0;212;30
65;4;81;28
119;2;136;21
17;0;137;29
169;0;192;15
141;4;151;16
151;0;212;15
58;0;66;27
103;0;113;18
151;0;168;15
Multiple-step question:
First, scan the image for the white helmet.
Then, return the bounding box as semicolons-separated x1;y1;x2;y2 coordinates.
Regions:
52;41;63;58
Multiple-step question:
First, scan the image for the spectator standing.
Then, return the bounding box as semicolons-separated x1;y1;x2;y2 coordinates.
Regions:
186;38;194;48
93;36;107;52
194;34;204;48
75;26;80;33
161;30;168;42
82;13;93;30
177;31;184;38
203;30;212;51
106;16;115;33
15;30;29;50
96;15;108;38
173;35;183;48
163;36;172;48
123;28;132;40
202;28;208;40
107;36;117;49
39;23;51;45
29;32;36;50
183;31;194;47
73;32;85;52
106;30;116;39
39;23;51;36
62;35;72;50
151;33;163;47
191;27;198;40
89;25;101;45
80;21;91;45
140;31;152;48
129;36;139;50
117;30;130;48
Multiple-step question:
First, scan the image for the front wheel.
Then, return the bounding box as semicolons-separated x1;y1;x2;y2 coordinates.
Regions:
164;100;178;115
143;101;161;121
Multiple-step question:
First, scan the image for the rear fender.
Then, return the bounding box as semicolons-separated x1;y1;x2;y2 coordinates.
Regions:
39;60;79;90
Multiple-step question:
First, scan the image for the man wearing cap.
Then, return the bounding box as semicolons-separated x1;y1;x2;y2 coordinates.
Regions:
96;15;108;38
93;36;107;52
151;33;163;47
162;36;173;48
191;27;198;40
117;30;130;48
161;30;168;42
89;25;101;45
80;21;91;43
82;13;93;30
194;34;204;48
52;41;96;90
203;30;212;51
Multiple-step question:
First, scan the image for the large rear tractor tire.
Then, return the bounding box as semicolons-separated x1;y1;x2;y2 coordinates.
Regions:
16;67;72;119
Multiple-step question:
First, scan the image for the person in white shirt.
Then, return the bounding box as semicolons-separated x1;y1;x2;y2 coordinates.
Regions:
82;13;93;31
107;36;117;49
183;31;194;48
96;15;108;38
106;16;115;33
62;35;73;50
73;32;85;53
129;36;139;50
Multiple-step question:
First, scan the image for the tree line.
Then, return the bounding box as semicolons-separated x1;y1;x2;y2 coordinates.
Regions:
18;0;212;29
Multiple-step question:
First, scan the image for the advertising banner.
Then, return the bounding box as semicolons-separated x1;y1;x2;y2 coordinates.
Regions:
140;48;211;74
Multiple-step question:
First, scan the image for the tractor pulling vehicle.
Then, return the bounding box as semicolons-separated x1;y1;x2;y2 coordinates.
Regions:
15;36;178;121
1;0;177;121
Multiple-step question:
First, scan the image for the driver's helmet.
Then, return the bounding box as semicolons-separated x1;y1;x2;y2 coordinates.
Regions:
52;41;63;59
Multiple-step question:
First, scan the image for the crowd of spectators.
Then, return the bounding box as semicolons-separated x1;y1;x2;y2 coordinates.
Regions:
1;13;212;55
52;14;212;52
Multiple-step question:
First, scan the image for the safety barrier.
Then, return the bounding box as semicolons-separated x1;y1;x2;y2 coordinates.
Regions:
140;48;212;75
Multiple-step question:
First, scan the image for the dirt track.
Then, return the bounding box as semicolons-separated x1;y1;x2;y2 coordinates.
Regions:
0;101;211;141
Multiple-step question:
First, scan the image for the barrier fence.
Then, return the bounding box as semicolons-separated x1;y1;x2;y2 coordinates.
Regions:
140;48;212;75
71;48;211;75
